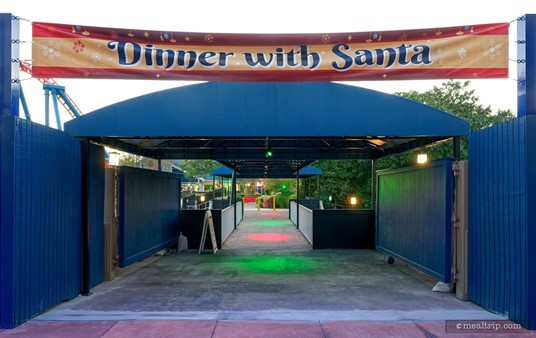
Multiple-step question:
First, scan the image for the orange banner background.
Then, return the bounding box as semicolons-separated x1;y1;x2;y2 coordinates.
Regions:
32;22;509;81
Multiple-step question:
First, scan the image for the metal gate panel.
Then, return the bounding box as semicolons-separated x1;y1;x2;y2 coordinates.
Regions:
469;117;533;328
118;167;180;267
88;144;104;289
376;158;453;282
0;117;81;328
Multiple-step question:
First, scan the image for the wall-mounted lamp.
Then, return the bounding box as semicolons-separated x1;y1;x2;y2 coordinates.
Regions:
200;195;206;202
417;153;428;164
109;152;120;166
350;196;357;207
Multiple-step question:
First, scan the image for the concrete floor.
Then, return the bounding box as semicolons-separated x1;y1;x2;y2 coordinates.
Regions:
2;205;532;337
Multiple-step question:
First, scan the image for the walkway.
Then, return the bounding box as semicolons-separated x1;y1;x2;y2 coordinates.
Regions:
0;206;532;337
221;205;311;252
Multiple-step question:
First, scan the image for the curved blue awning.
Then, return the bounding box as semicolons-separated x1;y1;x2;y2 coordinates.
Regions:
66;81;468;138
64;81;469;177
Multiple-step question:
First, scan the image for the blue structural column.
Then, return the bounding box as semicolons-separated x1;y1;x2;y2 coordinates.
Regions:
518;14;536;117
0;13;20;117
81;139;91;295
517;14;536;329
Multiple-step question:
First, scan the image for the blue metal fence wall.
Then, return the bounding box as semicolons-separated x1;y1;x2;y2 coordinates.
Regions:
88;144;104;289
0;117;81;328
118;167;181;267
469;117;535;329
376;158;453;282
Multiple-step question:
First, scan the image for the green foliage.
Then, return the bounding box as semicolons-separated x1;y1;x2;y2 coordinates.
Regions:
264;178;296;196
118;153;157;169
378;80;516;166
275;194;289;208
177;160;220;180
314;80;516;209
313;160;372;208
397;81;514;132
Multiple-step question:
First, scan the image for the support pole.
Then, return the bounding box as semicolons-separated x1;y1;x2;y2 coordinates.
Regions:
0;14;19;118
296;171;300;229
212;175;216;203
231;169;237;229
81;139;91;296
51;90;62;130
453;136;461;160
45;88;50;127
317;176;320;199
19;84;30;120
518;14;536;117
371;159;376;210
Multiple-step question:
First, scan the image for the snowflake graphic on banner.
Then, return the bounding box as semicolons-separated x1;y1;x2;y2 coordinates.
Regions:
72;40;85;53
92;52;102;62
482;39;503;60
41;39;61;60
457;48;467;59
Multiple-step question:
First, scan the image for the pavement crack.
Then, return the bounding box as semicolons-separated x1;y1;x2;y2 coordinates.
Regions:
414;322;438;338
211;312;223;338
319;320;328;338
99;321;120;337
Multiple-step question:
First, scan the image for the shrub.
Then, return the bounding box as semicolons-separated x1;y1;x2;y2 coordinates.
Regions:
275;194;289;209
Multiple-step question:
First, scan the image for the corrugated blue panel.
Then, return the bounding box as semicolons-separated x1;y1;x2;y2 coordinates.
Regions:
469;117;532;328
88;144;104;289
376;159;453;282
528;117;536;329
119;167;180;267
0;117;81;328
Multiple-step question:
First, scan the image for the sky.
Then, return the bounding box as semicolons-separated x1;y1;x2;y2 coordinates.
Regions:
3;0;536;126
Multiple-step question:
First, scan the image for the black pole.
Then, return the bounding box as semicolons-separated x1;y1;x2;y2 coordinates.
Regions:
296;171;300;229
231;169;237;229
212;175;215;204
453;136;461;160
81;139;91;296
371;159;376;210
317;176;320;200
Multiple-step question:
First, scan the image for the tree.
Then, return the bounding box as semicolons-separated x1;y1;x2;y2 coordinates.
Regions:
314;80;516;208
264;178;296;196
177;160;220;180
313;160;373;208
381;80;516;165
118;152;157;169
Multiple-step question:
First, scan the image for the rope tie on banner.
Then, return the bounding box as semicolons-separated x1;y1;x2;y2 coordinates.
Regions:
510;16;526;24
509;58;526;63
12;15;32;23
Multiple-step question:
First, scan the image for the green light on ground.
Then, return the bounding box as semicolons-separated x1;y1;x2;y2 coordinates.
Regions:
226;255;319;274
250;221;287;227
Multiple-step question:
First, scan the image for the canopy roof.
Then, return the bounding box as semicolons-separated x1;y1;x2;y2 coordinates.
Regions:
64;82;469;177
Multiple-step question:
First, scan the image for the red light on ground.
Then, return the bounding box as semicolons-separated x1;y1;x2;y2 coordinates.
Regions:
247;233;292;242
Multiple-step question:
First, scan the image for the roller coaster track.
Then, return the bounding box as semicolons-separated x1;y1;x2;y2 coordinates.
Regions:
19;61;83;118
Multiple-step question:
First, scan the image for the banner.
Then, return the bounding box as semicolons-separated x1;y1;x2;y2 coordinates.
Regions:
32;22;509;81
